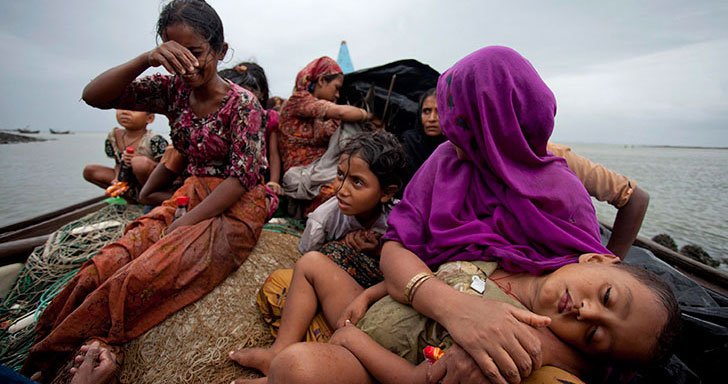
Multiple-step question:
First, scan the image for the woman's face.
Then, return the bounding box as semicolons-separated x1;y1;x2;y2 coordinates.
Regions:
532;254;667;363
313;76;343;102
420;95;441;137
163;23;224;89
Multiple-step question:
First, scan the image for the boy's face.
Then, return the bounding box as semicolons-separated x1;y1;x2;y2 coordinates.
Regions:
116;109;152;131
532;254;667;363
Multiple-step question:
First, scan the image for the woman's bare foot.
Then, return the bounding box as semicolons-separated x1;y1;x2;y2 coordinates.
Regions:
228;347;277;375
69;341;118;384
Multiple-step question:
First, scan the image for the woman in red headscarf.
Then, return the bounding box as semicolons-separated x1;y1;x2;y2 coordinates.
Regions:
278;57;372;179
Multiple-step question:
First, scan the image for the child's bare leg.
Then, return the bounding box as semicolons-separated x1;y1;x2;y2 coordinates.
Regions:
229;252;363;374
83;164;115;189
267;342;373;384
131;156;158;185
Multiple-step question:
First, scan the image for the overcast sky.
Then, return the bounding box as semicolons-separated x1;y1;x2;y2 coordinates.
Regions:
1;0;726;146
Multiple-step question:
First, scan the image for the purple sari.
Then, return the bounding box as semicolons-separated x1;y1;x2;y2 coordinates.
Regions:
384;46;610;274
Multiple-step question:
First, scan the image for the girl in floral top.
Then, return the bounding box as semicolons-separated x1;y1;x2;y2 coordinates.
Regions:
23;0;271;380
278;57;375;211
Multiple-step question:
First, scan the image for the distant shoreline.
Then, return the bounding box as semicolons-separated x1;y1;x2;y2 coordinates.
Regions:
639;145;728;150
0;131;47;144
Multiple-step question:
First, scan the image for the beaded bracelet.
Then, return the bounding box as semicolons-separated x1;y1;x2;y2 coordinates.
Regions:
404;272;435;304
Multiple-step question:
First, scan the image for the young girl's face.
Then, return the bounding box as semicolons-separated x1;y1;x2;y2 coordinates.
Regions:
162;23;222;88
313;76;343;102
335;154;386;218
116;109;153;131
532;255;666;363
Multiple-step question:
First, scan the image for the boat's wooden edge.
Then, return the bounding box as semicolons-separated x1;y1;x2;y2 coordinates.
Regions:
0;197;107;243
632;235;728;296
0;235;49;265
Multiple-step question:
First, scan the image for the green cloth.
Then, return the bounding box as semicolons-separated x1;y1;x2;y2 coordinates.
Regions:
358;261;525;363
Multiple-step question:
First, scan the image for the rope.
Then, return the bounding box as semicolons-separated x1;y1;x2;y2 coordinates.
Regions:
0;208;304;373
0;204;143;370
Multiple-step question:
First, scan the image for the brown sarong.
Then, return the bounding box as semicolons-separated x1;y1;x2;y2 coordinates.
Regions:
23;176;268;378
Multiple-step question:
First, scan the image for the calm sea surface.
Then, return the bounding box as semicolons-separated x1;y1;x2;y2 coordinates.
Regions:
1;134;726;267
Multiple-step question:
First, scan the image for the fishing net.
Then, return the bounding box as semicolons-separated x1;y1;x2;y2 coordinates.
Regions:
0;204;304;382
119;229;301;383
0;203;143;370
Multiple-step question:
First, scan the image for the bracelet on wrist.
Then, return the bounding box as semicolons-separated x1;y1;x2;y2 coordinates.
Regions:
404;272;435;304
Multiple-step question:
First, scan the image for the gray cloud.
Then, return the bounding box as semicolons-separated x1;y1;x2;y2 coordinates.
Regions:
1;0;726;146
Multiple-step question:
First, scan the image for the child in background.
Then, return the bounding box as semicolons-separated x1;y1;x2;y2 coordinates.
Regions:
220;62;284;196
228;131;406;378
82;109;167;194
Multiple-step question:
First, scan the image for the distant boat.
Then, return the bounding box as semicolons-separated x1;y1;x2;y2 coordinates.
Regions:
17;128;40;134
49;129;71;134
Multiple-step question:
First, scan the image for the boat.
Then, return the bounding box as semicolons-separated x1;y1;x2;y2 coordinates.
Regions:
17;128;39;134
1;60;725;383
49;129;71;134
0;196;725;383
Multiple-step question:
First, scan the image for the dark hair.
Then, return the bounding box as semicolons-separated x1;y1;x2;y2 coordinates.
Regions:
236;62;270;107
337;131;407;197
615;263;682;366
307;73;343;94
267;96;285;110
157;0;225;53
218;68;261;96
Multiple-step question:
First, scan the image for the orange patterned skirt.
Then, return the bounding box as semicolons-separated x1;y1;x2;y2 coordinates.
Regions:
23;176;268;378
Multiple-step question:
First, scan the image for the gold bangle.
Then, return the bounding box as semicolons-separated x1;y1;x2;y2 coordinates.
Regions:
404;272;434;304
408;274;435;305
360;108;368;122
266;181;281;189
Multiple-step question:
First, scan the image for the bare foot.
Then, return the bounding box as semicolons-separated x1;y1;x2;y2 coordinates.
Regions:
231;377;268;384
228;347;278;375
69;341;118;384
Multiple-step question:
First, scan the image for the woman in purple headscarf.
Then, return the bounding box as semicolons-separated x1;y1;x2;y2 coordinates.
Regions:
375;46;612;382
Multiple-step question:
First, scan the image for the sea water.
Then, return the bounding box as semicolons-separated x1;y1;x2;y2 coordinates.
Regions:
0;134;726;267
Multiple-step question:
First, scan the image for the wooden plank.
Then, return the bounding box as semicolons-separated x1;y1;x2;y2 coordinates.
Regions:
0;199;107;243
0;235;49;265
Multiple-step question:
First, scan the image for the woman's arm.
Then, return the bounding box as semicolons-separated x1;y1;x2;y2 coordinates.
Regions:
166;176;244;232
82;41;199;108
267;131;282;194
138;162;177;206
82;54;150;109
607;186;649;259
380;241;550;384
324;104;372;123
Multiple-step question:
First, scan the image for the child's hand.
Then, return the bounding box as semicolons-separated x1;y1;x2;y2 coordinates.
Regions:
266;181;283;195
147;41;199;76
343;230;380;253
336;291;371;329
329;320;365;349
121;151;134;166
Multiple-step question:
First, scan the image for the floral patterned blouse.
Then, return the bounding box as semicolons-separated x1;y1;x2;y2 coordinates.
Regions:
115;74;266;190
278;92;339;172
